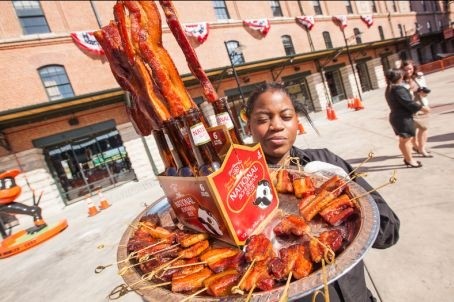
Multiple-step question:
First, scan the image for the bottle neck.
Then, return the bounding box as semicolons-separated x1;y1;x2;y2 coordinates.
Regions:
153;129;178;176
213;98;243;144
183;109;222;175
163;120;197;176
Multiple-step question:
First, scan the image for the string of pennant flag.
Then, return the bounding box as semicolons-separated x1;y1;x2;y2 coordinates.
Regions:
71;15;374;55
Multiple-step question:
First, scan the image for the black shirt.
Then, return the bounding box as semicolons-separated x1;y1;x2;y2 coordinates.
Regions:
282;147;401;302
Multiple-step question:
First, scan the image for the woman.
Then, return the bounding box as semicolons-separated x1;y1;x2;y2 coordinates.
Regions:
385;68;430;167
401;60;432;157
246;83;400;302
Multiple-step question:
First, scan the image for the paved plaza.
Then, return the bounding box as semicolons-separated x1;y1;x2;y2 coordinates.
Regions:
1;69;453;302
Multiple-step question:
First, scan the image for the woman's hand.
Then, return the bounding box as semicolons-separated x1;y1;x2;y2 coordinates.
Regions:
420;106;430;114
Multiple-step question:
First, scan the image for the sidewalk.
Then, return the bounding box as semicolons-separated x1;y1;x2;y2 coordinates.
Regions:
1;69;453;302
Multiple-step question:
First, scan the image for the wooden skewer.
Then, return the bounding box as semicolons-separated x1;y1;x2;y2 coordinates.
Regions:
163;261;206;271
231;258;256;295
244;283;256;302
179;287;207;302
348;151;374;178
350;170;397;203
279;271;293;302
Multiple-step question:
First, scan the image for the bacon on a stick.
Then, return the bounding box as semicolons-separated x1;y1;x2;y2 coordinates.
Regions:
273;214;310;237
121;1;196;117
171;267;213;293
159;0;219;103
309;229;344;263
319;194;356;226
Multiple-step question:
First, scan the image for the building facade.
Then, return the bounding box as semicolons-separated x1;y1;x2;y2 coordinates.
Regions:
0;1;453;214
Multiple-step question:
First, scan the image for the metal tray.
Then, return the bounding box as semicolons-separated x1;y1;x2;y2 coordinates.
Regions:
117;170;379;301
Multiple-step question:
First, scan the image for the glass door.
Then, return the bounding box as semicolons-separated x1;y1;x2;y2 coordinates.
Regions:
356;62;372;92
325;70;346;103
285;79;315;112
44;129;136;204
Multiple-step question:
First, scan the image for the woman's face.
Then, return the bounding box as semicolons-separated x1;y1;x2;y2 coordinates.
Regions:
403;64;414;78
246;90;298;164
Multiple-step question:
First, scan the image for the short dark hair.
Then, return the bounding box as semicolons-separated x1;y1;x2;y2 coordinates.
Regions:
385;68;403;85
245;82;305;118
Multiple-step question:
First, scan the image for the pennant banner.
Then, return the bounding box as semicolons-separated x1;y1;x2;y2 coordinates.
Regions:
243;19;271;36
184;22;209;43
70;31;104;55
296;16;315;31
360;15;374;28
332;15;348;30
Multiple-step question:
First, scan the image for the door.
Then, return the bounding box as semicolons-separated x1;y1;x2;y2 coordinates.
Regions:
356;62;372;92
325;70;345;103
44;129;135;204
285;80;315;112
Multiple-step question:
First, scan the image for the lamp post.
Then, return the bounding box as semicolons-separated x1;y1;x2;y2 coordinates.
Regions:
341;30;363;101
224;41;246;105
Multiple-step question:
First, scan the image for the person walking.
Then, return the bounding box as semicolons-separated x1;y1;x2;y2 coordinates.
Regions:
384;68;430;168
401;60;433;157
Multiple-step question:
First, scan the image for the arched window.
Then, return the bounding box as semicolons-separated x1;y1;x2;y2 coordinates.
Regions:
212;0;230;20
38;65;74;101
354;28;362;44
269;1;283;17
323;31;333;49
281;35;295;56
398;24;404;37
378;26;385;40
226;40;245;65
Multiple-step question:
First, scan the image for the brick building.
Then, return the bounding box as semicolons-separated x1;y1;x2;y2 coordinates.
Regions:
0;1;453;215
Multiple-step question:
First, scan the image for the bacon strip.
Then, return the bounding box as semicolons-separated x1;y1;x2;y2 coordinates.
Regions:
159;0;219;102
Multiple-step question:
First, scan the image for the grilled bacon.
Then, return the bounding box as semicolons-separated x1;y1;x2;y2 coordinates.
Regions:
309;229;344;263
273;214;310;237
319;194;356;226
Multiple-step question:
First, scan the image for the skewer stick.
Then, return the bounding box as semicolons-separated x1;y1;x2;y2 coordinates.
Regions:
350;170;397;203
179;287;207;302
163;261;206;271
244;283;257;302
108;281;171;300
279;271;293;302
231;258;257;295
95;240;171;274
347;151;374;178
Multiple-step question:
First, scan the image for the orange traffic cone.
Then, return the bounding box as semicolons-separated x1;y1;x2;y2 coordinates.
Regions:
330;107;338;120
326;107;332;120
97;191;111;210
347;98;353;109
353;97;364;110
297;122;305;135
87;197;100;217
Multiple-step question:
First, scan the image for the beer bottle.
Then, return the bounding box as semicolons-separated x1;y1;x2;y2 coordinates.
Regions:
152;129;178;176
163;119;197;177
183;108;222;176
213;97;243;144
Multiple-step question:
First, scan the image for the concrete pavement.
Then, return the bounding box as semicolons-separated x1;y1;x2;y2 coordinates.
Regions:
1;69;453;302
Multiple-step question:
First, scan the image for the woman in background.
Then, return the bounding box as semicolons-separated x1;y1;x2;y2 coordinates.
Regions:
401;60;433;157
384;68;429;168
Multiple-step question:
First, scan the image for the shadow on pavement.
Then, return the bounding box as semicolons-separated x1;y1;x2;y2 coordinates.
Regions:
427;132;454;143
347;155;402;165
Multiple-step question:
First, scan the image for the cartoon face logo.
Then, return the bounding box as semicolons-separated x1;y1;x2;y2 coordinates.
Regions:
253;179;273;209
198;207;223;236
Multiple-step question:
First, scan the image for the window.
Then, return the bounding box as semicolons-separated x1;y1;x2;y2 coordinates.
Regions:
344;0;353;14
354;28;362;44
281;35;295;56
226;40;245;65
378;26;385;40
269;1;283;17
427;21;432;32
391;0;397;12
38;65;74;101
212;0;230;20
421;0;427;11
323;31;333;49
398;24;404;37
370;1;377;13
313;0;322;15
12;0;50;35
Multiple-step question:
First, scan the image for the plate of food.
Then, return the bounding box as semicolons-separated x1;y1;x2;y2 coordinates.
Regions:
114;168;380;301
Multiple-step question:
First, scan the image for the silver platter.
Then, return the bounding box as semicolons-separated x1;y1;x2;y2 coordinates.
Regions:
117;170;379;301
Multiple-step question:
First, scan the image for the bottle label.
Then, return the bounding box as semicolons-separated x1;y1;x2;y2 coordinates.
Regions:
190;123;211;146
215;112;234;130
